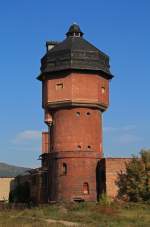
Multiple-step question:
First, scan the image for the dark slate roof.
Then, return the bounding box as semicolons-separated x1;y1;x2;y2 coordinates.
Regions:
38;24;113;80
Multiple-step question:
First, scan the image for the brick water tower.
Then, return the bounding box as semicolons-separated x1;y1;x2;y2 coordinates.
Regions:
38;24;113;202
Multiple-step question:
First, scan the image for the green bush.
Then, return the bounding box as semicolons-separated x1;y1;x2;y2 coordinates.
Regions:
98;193;112;206
117;149;150;202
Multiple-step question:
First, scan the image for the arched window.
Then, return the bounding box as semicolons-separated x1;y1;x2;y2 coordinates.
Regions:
63;163;67;175
83;182;89;194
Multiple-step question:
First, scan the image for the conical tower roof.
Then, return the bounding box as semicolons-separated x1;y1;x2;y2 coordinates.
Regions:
38;24;113;80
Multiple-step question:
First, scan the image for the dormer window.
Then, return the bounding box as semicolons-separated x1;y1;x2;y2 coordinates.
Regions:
46;41;59;52
73;32;80;37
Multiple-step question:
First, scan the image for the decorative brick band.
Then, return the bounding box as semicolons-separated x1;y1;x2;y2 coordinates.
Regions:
48;151;101;159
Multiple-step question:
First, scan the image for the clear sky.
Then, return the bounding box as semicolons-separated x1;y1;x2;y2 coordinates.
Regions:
0;0;150;167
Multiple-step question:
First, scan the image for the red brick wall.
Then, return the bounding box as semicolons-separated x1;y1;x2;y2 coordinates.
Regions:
42;72;109;110
104;158;131;198
41;71;110;202
47;75;72;103
42;132;49;154
48;151;101;202
51;108;102;154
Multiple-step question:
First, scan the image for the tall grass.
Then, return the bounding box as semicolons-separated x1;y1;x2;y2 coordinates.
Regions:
0;202;149;226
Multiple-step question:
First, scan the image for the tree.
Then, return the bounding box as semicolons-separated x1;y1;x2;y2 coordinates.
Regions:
117;149;150;202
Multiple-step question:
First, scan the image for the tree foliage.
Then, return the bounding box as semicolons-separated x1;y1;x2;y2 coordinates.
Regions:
117;149;150;202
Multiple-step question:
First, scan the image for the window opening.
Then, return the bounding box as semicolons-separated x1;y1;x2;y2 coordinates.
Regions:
101;87;105;94
56;83;63;90
86;112;91;116
76;112;80;117
63;163;67;175
83;182;89;194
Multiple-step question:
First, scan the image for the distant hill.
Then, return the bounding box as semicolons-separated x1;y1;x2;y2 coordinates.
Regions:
0;162;30;177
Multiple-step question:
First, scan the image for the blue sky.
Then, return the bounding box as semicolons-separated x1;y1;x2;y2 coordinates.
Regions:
0;0;150;167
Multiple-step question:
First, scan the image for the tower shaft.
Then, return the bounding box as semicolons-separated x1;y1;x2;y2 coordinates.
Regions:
39;24;113;202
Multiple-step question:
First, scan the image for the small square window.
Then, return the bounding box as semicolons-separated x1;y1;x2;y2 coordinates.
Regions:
56;83;63;90
76;112;80;117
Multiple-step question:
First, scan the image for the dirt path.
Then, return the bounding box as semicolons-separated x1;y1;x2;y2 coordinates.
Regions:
45;218;80;226
10;215;80;226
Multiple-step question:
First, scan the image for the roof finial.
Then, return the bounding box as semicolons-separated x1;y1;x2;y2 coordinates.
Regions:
66;23;84;37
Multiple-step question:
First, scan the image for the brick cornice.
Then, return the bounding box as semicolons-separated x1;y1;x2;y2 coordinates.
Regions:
46;100;108;111
48;151;101;159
